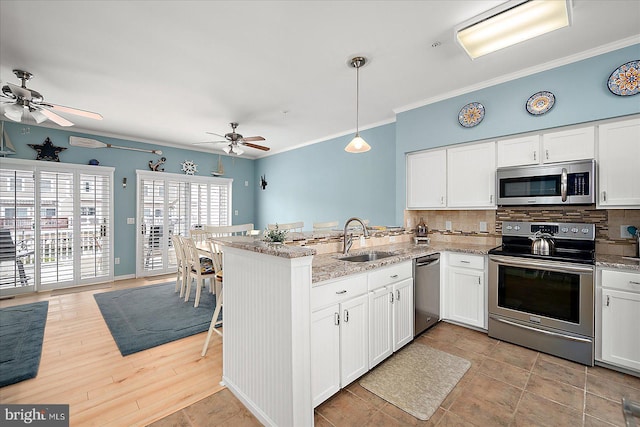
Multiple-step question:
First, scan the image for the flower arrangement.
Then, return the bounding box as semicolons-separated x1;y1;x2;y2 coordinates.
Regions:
264;224;287;243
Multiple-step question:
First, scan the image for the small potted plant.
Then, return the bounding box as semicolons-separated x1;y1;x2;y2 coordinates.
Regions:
264;224;287;245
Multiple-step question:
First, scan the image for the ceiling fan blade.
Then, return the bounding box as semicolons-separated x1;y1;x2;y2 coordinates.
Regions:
45;103;103;120
192;140;227;145
38;107;74;127
6;82;32;100
242;136;265;142
205;132;227;139
241;142;270;151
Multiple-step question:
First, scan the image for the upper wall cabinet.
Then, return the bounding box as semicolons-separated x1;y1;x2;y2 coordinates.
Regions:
406;149;447;209
597;117;640;208
497;126;595;168
447;141;496;208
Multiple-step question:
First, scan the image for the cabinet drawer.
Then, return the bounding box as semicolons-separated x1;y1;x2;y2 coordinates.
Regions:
448;253;484;270
312;273;368;311
601;269;640;293
368;261;412;291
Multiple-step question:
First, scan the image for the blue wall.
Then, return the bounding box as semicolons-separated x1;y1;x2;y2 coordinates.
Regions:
394;43;640;223
0;122;255;276
2;43;638;277
254;123;396;231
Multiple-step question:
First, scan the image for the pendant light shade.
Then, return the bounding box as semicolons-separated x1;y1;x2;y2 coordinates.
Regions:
345;56;371;153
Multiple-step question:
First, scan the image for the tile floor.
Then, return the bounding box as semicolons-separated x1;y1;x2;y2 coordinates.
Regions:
150;322;640;426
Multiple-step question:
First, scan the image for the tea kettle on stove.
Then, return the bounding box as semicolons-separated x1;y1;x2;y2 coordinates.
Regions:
530;231;555;255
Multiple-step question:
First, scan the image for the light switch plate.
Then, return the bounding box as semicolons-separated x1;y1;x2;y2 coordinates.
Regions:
480;221;488;232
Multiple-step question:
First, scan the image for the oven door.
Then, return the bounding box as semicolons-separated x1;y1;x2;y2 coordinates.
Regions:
489;255;594;337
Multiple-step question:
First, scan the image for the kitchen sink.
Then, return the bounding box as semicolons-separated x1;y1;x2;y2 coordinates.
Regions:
339;251;396;262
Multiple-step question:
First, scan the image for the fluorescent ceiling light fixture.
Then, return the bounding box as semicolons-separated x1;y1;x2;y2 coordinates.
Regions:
456;0;572;59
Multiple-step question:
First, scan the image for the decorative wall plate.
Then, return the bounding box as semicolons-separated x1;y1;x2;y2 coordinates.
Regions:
607;60;639;96
458;102;485;128
526;91;555;115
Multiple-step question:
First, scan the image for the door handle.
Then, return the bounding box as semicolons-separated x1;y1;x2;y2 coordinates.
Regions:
390;292;394;303
334;313;340;325
396;289;400;300
344;309;349;323
561;168;568;202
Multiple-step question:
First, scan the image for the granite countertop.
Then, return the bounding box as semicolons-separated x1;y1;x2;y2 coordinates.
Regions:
213;236;317;259
312;241;497;283
596;254;640;272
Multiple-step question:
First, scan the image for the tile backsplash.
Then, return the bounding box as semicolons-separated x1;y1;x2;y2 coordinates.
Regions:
405;207;640;256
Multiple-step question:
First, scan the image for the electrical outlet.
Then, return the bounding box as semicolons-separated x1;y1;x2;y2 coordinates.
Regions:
127;218;135;225
389;236;396;243
114;257;120;265
445;221;452;231
480;221;488;232
245;181;249;187
621;225;633;238
359;235;366;246
234;210;239;216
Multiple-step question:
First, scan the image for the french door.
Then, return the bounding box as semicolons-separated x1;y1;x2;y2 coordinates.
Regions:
0;159;114;295
136;171;232;277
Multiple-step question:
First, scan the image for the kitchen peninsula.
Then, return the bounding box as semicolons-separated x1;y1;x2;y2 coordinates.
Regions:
214;233;495;426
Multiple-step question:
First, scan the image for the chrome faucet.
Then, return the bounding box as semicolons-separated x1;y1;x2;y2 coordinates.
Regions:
343;217;369;254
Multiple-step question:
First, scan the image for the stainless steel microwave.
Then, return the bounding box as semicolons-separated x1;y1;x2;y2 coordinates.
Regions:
496;159;595;206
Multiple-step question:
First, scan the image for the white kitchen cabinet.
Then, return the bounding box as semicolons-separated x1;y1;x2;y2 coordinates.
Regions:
406;149;447;209
368;261;414;368
311;274;368;407
541;126;595;163
597;117;640;208
445;253;486;329
497;135;541;167
496;126;595;168
598;269;640;373
447;141;496;208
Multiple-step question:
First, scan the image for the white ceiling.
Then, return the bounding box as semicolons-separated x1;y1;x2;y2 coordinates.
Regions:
1;1;639;159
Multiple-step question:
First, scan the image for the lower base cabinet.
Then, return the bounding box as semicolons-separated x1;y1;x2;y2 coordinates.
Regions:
445;253;486;329
598;269;640;373
369;278;413;368
311;261;413;408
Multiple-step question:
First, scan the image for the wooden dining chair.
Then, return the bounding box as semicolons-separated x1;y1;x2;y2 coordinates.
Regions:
312;221;339;231
202;239;224;356
171;235;188;296
182;236;215;308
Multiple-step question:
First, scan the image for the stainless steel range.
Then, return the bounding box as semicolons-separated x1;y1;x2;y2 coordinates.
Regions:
488;221;596;366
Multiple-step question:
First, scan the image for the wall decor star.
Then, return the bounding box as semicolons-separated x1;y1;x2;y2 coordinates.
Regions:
28;137;67;162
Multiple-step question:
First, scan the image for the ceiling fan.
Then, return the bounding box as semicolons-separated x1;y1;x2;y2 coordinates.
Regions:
0;69;103;127
194;122;269;155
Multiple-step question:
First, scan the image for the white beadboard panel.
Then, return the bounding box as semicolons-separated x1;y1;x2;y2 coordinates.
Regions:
221;246;313;427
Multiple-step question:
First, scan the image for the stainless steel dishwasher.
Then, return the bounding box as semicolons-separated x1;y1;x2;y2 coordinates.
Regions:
414;253;440;337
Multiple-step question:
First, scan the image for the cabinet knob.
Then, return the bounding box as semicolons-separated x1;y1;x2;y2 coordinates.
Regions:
335;290;347;294
602;191;607;202
390;274;398;279
334;313;340;325
533;151;537;161
545;149;549;160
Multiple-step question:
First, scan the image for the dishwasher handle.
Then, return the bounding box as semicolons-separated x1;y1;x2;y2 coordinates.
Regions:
414;255;440;267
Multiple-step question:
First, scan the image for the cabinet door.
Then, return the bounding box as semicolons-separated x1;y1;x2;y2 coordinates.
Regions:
598;118;640;208
407;150;447;209
447;141;496;208
542;126;595;163
369;287;393;368
393;278;414;351
311;304;340;407
340;294;369;386
448;267;485;328
601;289;640;371
496;135;540;167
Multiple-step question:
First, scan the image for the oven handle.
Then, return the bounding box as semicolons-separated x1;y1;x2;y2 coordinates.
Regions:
489;255;594;274
490;315;592;344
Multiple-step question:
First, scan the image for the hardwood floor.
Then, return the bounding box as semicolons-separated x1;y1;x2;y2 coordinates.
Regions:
0;275;224;426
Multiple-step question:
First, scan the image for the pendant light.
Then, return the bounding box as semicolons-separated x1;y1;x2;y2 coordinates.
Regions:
345;56;371;153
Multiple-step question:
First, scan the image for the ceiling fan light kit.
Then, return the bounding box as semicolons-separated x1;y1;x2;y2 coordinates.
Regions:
1;69;103;127
345;56;371;153
455;0;572;59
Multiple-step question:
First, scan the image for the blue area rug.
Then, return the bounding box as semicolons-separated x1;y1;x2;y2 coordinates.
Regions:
0;301;48;387
94;282;221;356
